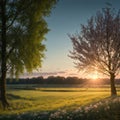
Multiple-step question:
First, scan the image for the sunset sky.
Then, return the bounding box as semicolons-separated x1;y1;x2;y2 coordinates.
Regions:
22;0;120;78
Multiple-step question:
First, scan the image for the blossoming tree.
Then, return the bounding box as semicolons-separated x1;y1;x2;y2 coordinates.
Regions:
69;7;120;96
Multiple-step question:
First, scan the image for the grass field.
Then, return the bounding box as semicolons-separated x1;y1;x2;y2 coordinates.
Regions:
0;85;120;119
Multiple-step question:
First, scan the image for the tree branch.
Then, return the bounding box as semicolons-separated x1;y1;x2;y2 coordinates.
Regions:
7;1;32;29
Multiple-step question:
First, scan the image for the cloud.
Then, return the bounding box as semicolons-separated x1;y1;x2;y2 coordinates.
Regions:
20;71;66;78
40;71;65;77
20;69;80;78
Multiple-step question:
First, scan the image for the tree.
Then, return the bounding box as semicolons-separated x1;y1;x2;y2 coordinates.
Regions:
0;0;57;109
69;7;120;96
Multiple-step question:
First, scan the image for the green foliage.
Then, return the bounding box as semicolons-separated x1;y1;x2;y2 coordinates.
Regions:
1;0;58;77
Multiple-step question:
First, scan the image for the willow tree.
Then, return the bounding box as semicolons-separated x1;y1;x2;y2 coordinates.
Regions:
69;7;120;96
0;0;57;109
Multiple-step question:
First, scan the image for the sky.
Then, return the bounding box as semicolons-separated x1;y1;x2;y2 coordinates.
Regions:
22;0;120;78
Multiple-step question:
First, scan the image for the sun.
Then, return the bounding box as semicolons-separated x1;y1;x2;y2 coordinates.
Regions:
92;73;98;80
89;71;99;80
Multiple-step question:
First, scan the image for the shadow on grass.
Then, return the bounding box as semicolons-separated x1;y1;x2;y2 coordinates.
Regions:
7;94;27;100
39;89;110;92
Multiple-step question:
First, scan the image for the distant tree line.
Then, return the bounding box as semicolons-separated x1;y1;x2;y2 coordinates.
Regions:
6;76;120;85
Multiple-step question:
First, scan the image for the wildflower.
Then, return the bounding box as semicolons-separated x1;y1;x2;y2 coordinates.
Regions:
74;107;82;113
84;106;90;113
105;100;109;105
112;98;119;103
106;105;110;110
67;116;70;119
103;105;110;111
93;104;98;109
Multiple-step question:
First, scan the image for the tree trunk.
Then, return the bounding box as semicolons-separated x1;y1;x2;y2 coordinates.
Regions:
0;0;9;109
110;73;117;96
0;70;9;109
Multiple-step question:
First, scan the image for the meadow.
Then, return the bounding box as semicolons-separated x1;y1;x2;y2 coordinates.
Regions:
0;84;120;120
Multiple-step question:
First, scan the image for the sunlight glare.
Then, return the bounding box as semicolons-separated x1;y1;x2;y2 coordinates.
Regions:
90;71;98;80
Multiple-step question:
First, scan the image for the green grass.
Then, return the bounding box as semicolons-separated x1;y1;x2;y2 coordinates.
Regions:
0;86;120;119
0;86;117;115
